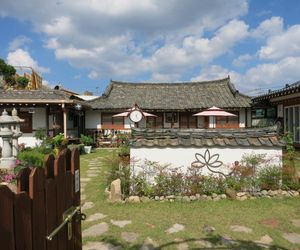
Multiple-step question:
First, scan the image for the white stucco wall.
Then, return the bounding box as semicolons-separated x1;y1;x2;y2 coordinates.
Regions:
131;147;282;177
85;110;101;129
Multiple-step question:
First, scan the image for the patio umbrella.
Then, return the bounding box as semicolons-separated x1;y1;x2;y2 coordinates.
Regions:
193;106;236;128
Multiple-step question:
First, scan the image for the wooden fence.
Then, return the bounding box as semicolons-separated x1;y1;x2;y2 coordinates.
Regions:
0;148;82;250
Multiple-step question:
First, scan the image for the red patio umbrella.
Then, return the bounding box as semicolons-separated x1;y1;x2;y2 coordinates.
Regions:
193;106;236;128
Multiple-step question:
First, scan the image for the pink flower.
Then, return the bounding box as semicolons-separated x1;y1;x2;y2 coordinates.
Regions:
16;159;21;165
4;174;15;183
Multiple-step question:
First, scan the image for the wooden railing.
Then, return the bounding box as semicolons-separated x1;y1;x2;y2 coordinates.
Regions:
0;148;82;250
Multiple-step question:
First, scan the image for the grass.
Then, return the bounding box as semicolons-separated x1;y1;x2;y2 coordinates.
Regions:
81;149;300;249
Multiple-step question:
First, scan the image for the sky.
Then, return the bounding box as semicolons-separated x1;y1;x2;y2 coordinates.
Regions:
1;0;300;96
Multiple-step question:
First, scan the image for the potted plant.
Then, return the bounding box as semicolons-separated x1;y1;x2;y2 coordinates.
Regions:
80;134;93;154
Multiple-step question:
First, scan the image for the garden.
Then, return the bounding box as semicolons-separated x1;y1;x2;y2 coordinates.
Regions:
80;148;300;249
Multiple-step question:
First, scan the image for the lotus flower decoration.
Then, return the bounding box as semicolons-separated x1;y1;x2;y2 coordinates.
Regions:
191;149;228;177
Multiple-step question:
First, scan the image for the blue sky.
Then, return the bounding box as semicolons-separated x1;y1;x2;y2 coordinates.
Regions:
1;0;300;95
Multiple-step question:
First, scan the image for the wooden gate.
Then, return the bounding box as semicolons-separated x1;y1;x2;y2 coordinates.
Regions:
0;148;82;250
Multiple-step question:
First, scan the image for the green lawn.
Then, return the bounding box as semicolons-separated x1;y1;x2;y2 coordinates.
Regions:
81;149;300;250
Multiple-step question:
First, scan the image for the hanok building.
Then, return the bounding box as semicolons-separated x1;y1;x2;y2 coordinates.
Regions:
86;77;251;132
0;88;90;147
252;80;300;144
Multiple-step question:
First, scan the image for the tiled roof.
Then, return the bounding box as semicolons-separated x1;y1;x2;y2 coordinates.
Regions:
131;127;284;148
252;80;300;102
89;77;251;110
0;89;89;106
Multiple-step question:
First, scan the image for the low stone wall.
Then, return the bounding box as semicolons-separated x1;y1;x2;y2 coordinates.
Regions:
124;189;300;203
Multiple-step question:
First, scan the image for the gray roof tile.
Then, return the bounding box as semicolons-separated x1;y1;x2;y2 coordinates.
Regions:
90;77;251;110
131;127;284;148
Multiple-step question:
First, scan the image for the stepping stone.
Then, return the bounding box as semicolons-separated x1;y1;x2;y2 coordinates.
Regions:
110;219;132;228
81;188;85;193
81;183;87;188
140;237;158;250
202;224;215;234
83;241;120;250
230;225;253;233
87;173;98;177
255;234;273;246
174;238;188;250
195;240;214;248
89;167;100;170
82;222;109;237
86;213;107;222
291;219;300;227
81;178;91;182
165;224;185;234
87;170;101;174
82;202;94;211
121;232;139;243
282;233;300;244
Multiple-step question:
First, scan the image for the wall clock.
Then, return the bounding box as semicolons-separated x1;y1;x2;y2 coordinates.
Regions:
129;110;143;122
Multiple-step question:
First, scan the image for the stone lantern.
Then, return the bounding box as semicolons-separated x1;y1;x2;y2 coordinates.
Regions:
0;109;24;172
11;108;24;157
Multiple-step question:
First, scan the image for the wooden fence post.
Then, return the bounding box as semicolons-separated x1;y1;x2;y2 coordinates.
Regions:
0;185;16;250
30;167;46;250
71;148;82;250
55;151;68;250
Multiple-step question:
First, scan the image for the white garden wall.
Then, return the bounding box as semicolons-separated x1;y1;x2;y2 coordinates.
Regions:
131;146;282;176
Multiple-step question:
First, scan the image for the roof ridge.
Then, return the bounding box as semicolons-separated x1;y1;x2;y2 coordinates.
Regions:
110;76;230;86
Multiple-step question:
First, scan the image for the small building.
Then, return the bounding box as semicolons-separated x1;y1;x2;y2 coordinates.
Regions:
87;77;251;132
252;80;300;144
0;88;89;147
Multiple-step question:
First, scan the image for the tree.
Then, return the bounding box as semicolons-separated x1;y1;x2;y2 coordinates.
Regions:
0;58;16;86
17;76;29;88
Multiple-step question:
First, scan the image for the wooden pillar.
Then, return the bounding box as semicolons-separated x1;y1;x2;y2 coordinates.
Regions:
62;104;67;138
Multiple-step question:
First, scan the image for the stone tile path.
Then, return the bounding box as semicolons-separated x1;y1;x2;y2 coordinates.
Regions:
82;222;109;237
291;219;300;228
86;213;107;222
165;224;185;234
282;233;300;244
83;241;121;250
110;219;132;228
121;232;139;243
230;225;253;233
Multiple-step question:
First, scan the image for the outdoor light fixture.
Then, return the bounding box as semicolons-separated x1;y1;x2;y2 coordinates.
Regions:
75;103;82;111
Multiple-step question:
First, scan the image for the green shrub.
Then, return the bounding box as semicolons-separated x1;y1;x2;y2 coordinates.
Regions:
52;133;68;148
118;144;130;156
17;148;46;167
16;76;29;88
80;134;93;146
258;166;281;190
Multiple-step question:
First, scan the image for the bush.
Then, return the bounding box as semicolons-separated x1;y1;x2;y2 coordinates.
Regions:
80;134;93;146
258;166;281;190
52;133;68;148
16;76;29;88
17;147;46;167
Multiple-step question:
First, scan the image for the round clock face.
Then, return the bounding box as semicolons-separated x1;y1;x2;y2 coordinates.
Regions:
129;110;143;122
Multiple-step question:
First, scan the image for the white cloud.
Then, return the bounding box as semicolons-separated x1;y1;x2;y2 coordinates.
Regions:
232;53;253;67
0;0;248;80
192;57;300;93
259;24;300;59
7;49;50;74
251;16;283;39
9;35;32;51
88;70;99;80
